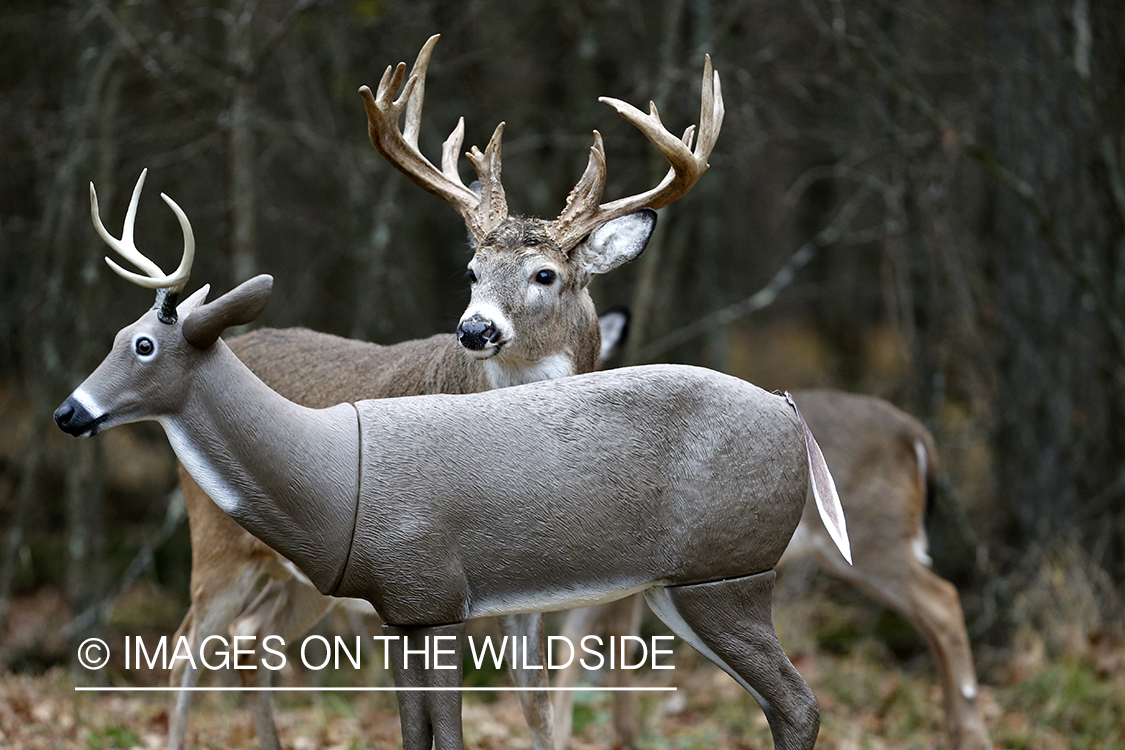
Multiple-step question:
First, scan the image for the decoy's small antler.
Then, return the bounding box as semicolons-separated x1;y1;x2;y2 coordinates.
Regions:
90;168;195;322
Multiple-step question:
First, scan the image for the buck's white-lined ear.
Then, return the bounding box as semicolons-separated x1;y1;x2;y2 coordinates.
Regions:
177;284;211;315
182;275;273;349
573;209;656;276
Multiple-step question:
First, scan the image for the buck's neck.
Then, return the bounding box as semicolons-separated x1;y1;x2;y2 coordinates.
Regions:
482;353;575;389
160;338;360;593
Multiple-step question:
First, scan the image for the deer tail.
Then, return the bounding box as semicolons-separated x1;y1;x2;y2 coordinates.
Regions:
784;392;852;564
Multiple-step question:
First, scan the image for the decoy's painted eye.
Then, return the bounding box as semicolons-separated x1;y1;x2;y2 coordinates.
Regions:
466;269;478;283
135;337;155;357
534;269;557;285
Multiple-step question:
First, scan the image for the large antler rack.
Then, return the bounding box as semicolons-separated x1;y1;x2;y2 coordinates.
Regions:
91;169;196;323
359;35;508;244
549;54;725;252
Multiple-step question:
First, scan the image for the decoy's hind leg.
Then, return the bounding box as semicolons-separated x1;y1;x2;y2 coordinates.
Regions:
644;571;820;750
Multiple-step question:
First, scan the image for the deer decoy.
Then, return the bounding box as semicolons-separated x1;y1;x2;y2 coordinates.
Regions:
161;35;725;750
56;172;851;750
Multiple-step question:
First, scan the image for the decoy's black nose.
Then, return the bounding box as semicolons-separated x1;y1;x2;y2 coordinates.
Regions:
457;314;499;351
54;396;97;436
54;400;75;429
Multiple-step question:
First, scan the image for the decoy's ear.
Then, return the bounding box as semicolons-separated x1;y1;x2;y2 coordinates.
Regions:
182;275;273;348
177;284;211;315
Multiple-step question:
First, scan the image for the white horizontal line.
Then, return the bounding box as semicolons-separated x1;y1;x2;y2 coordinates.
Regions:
75;686;677;693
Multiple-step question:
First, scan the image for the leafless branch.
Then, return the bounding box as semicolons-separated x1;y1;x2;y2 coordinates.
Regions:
253;0;320;75
633;172;885;363
93;2;163;79
632;240;818;363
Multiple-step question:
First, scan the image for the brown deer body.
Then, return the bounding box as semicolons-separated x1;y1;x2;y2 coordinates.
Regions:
782;390;989;750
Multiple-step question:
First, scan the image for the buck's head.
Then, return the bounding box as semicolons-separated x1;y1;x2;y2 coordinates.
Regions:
361;35;722;376
54;170;272;438
457;212;654;372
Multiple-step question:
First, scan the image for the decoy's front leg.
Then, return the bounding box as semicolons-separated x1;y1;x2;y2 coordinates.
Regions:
383;622;466;750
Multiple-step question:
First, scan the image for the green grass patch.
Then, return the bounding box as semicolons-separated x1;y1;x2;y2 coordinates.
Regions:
85;724;141;749
1002;658;1125;749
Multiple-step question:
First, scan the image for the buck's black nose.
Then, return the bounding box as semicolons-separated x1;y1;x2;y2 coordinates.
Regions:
457;314;499;351
54;396;100;437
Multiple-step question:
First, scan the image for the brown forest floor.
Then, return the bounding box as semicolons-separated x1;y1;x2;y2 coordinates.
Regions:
1;592;1124;750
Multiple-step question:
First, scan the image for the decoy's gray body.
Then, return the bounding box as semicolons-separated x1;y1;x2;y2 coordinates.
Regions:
65;285;810;617
341;366;808;624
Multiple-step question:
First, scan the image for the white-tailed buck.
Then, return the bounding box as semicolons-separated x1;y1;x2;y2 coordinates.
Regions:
57;168;851;750
97;37;734;750
553;329;993;750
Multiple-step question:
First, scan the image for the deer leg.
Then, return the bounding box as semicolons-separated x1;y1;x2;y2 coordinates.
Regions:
167;608;201;750
552;603;608;750
384;623;465;750
167;566;262;750
230;576;336;750
604;595;643;750
168;655;202;750
645;571;819;750
816;547;991;750
236;665;280;750
501;613;554;750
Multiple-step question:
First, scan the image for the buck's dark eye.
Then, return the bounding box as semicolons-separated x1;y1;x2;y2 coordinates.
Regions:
534;269;557;285
135;337;154;356
466;269;478;283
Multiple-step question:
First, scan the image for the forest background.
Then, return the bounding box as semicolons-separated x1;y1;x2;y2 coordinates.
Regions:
1;0;1124;747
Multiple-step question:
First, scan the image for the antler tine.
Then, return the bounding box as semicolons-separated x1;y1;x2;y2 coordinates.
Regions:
402;33;437;149
465;122;508;236
360;35;508;241
548;54;725;251
93;170;196;294
556;131;608;228
91;170;163;279
154;192;196;292
441;117;467;184
693;54;724;162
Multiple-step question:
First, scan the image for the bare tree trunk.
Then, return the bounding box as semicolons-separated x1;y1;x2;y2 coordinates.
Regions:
64;44;123;636
227;0;258;286
350;173;402;340
5;7;123;640
623;0;688;364
985;0;1125;564
0;437;41;630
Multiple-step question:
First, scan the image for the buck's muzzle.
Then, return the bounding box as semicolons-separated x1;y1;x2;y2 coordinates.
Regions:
457;314;500;351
